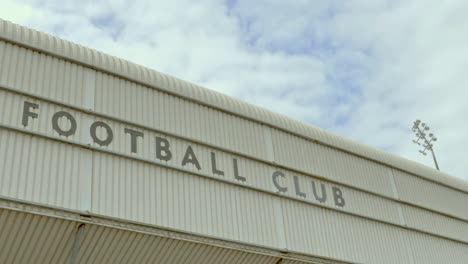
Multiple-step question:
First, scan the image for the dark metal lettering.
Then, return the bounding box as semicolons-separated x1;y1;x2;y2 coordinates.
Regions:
311;180;327;203
272;171;287;193
22;101;39;127
293;175;306;198
90;121;113;146
182;145;201;170
211;152;224;176
124;128;144;153
332;187;345;207
52;111;77;137
233;158;246;182
155;137;172;161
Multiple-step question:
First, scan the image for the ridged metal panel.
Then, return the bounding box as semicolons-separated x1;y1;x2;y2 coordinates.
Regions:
402;204;468;243
5;200;468;264
281;198;414;264
0;89;91;144
394;169;468;221
271;129;395;198
87;116;269;190
76;224;278;264
408;230;468;264
283;261;317;264
90;116;403;225
2;18;467;198
2;118;467;262
0;208;76;264
0;40;90;107
1;18;468;195
0;129;83;210
0;88;403;225
91;152;283;249
94;73;268;159
0;207;286;264
2;18;468;264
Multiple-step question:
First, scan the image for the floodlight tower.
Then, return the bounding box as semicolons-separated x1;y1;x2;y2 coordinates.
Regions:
412;120;440;171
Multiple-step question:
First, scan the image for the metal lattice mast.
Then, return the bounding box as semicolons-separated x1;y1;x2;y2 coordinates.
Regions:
412;120;440;171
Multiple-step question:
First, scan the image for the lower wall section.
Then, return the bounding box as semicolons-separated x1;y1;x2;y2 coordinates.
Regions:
282;199;468;263
1;128;468;263
0;129;84;210
408;231;468;264
90;151;468;264
91;152;284;249
0;205;290;264
282;199;413;263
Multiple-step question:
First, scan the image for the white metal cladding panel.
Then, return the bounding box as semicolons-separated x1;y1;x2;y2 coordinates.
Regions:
271;129;394;198
91;152;283;249
89;117;403;225
272;168;401;225
401;204;468;243
0;129;84;210
0;40;90;106
408;230;468;264
0;208;77;264
93;115;401;225
94;73;268;159
89;117;269;189
0;90;91;144
393;169;468;221
2;18;468;195
281;198;414;263
0;89;403;225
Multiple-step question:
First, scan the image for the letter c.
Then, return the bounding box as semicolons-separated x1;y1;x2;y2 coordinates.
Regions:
272;171;288;193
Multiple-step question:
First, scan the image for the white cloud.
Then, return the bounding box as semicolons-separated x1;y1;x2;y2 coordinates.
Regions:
1;0;467;179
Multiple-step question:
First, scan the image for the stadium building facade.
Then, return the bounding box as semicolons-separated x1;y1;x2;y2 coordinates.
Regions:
0;19;467;263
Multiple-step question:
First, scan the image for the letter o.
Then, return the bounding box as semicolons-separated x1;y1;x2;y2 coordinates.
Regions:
52;111;77;137
90;121;113;146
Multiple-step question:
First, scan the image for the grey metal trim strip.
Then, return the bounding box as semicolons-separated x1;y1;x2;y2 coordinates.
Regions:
1;124;468;246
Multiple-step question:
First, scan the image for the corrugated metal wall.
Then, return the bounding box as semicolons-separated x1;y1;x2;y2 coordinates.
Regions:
1;20;468;263
0;129;84;210
92;153;282;248
0;207;288;264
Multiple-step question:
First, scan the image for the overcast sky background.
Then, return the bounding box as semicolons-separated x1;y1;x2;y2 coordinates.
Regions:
1;0;467;180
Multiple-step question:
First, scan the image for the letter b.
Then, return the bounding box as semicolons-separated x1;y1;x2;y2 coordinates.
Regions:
332;187;345;207
156;137;172;161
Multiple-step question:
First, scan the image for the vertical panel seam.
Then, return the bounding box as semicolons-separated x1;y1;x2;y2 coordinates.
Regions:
263;126;275;163
390;169;417;264
78;69;95;213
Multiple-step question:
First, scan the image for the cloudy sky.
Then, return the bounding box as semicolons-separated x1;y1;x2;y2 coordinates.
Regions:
1;0;467;180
